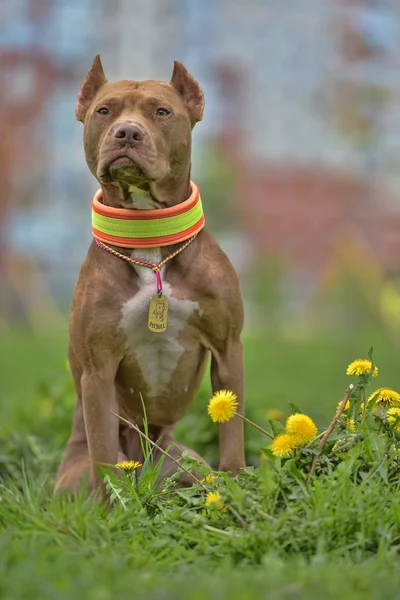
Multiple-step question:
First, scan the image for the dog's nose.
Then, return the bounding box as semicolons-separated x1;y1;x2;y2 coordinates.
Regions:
113;123;144;143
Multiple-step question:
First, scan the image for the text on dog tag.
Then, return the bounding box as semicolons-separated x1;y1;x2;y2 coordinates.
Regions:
148;295;168;333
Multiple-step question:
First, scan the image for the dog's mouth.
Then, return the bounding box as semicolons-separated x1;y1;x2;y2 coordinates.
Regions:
100;154;146;183
97;144;169;187
109;156;137;169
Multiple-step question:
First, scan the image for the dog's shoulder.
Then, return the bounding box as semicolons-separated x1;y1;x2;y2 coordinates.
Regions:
186;230;244;341
191;229;242;298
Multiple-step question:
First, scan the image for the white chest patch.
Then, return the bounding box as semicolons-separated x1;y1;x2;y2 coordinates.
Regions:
128;186;159;209
119;248;200;396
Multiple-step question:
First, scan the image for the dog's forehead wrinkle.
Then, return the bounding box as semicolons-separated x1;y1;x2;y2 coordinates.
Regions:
97;87;176;111
137;81;183;104
139;80;171;90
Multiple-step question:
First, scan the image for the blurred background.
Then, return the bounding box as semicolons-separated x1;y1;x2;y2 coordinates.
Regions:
1;0;400;469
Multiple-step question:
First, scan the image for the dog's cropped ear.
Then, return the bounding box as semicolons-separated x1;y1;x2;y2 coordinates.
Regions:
76;55;107;123
170;61;204;127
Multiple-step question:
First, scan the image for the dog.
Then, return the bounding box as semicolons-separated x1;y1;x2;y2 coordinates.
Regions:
55;55;245;497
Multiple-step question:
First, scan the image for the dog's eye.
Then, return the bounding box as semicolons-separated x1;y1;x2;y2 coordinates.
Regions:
97;107;110;116
156;107;170;117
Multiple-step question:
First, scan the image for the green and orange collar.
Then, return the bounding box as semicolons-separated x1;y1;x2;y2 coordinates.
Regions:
92;181;204;248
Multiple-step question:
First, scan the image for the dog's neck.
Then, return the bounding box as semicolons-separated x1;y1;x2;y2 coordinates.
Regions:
99;174;192;210
127;187;158;210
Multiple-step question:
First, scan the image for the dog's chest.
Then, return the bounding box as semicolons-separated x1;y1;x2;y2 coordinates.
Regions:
119;248;200;396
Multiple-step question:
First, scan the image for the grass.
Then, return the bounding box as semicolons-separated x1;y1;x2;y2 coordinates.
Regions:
1;315;400;599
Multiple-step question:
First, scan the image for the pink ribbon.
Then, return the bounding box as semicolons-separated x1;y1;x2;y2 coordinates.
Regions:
154;269;162;295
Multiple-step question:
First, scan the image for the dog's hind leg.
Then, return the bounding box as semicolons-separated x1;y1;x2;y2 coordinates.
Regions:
151;429;210;488
55;398;131;495
54;397;92;494
111;425;210;489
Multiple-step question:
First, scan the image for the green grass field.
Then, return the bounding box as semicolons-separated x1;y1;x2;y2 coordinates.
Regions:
1;316;400;600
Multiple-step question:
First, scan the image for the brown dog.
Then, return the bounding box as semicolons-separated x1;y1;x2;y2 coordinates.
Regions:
55;55;245;496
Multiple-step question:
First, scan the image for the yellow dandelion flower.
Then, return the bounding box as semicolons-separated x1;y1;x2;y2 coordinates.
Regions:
346;359;378;377
271;434;297;458
387;408;400;432
202;473;217;485
206;491;223;509
368;388;400;408
336;399;351;412
285;414;317;444
347;418;355;432
208;390;238;423
266;409;286;423
115;460;142;472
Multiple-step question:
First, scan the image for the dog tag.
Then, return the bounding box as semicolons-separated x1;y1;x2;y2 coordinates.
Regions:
148;294;168;333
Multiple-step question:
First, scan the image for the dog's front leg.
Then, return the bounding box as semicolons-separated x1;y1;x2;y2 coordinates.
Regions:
211;339;246;476
81;369;119;499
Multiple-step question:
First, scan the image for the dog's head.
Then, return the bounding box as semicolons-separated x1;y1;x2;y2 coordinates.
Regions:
76;55;204;196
